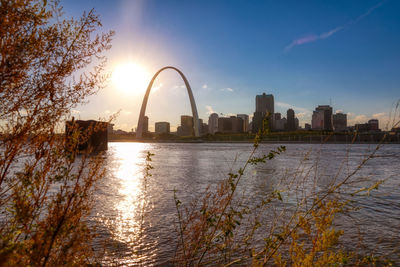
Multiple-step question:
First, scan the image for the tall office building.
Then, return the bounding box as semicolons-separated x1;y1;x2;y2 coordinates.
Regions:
274;117;287;131
180;115;194;136
208;113;219;134
286;109;296;131
218;116;244;133
368;119;379;131
252;111;264;133
272;113;285;131
333;113;347;132
256;93;274;114
155;122;170;134
252;93;274;133
237;114;249;132
273;113;281;121
311;105;333;131
143;116;149;133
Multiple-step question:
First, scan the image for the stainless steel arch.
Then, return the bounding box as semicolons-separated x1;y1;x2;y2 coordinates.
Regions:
136;66;200;138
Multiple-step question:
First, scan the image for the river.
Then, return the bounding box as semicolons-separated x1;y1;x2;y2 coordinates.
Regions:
92;142;400;266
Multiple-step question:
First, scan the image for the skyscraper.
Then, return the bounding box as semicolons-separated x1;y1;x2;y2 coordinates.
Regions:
208;113;219;134
237;114;249;132
252;93;274;133
180;115;194;136
368;119;379;131
218;116;244;133
256;93;274;114
311;105;333;131
333;113;347;132
143;116;149;133
286;108;296;131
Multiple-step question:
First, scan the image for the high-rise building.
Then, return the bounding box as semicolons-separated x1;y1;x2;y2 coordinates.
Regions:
273;113;281;121
252;93;274;133
180;115;194;136
256;93;274;114
311;105;333;131
208;113;219;134
143;116;149;133
218;116;244;133
237;114;249;132
274;117;287;131
333;113;347;132
272;113;284;131
368;119;379;131
252;111;264;133
312;110;324;130
286;109;296;131
155;122;170;134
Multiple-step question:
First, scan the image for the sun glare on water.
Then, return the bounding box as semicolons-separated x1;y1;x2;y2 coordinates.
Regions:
112;62;150;94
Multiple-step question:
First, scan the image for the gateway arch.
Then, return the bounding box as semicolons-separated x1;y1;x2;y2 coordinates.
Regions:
136;66;200;138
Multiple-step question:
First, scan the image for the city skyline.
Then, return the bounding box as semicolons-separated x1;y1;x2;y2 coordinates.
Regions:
125;91;383;135
61;0;400;131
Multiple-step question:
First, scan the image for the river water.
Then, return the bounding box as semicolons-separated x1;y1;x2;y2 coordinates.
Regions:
93;142;400;265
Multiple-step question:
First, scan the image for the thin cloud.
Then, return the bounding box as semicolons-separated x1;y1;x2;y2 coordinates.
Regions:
285;1;385;52
221;87;234;92
276;101;311;114
205;105;216;115
173;84;186;89
202;84;208;89
122;110;132;115
151;82;163;94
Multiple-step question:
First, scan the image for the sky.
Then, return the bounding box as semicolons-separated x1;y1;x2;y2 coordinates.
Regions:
61;0;400;131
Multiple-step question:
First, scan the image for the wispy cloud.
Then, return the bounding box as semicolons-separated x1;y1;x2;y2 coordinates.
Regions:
205;105;216;115
221;87;234;92
347;112;392;130
173;84;186;89
202;84;208;89
285;1;385;52
276;102;311;114
151;83;163;94
122;110;132;115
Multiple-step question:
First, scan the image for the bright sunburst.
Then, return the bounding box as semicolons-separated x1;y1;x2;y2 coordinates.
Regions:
112;62;150;94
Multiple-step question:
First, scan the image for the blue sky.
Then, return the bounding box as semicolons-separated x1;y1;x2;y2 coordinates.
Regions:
62;0;400;131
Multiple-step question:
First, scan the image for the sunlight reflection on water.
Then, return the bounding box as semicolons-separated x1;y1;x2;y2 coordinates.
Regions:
93;142;400;265
95;142;160;265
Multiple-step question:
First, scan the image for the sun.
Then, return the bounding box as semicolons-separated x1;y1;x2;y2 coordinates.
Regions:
112;62;150;94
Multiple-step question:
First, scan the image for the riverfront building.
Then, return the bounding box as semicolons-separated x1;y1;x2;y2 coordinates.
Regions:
177;115;194;136
272;113;286;131
368;119;379;131
155;122;170;134
252;93;274;133
208;113;219;134
256;93;274;114
312;105;333;131
333;113;347;132
143;116;149;133
286;109;296;131
237;114;249;132
218;116;244;133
